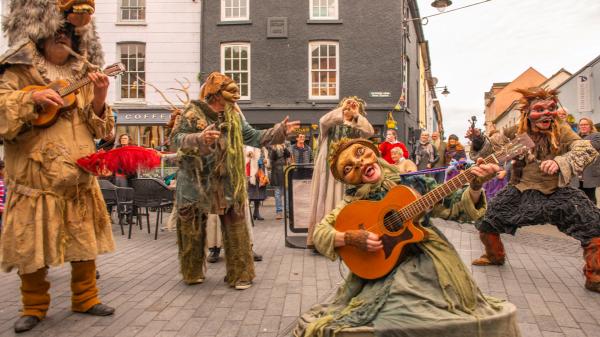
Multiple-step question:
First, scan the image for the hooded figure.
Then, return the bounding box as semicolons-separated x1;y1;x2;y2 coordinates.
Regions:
469;87;600;293
170;71;299;289
293;138;520;337
0;0;115;333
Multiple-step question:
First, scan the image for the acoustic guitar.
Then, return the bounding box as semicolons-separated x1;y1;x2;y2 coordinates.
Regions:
23;63;126;128
335;134;534;280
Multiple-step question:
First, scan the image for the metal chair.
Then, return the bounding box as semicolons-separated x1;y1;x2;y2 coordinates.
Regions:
130;178;175;240
115;187;136;239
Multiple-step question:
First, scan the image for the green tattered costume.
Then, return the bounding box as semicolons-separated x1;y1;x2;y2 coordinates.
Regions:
294;160;520;337
171;100;286;285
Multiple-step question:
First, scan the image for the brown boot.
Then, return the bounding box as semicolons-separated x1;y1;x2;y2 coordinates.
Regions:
472;232;506;266
583;238;600;292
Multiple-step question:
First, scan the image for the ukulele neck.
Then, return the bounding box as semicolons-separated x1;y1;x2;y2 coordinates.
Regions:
58;76;92;97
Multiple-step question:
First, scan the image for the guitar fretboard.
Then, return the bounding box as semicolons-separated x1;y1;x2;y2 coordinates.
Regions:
386;155;498;231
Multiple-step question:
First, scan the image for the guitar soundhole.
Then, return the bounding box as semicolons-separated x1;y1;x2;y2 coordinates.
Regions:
383;210;404;233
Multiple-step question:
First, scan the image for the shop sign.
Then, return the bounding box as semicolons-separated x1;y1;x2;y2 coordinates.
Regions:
117;111;171;124
369;91;392;98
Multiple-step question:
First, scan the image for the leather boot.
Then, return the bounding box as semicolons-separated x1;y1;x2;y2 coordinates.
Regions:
584;238;600;292
207;247;221;263
84;303;115;316
472;232;506;266
253;250;263;262
14;316;40;333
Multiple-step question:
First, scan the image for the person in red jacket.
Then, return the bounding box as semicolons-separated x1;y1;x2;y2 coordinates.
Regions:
378;129;409;164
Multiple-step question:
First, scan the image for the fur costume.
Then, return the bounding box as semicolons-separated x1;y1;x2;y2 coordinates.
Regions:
0;0;114;327
470;87;600;292
2;0;104;67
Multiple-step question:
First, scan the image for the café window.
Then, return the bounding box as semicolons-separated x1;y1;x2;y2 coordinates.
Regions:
309;41;338;99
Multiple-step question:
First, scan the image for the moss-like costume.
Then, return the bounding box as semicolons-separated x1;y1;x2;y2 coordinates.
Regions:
293;160;520;337
171;100;286;285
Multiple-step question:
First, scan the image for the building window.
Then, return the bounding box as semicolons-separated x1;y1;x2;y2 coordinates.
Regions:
309;41;339;99
221;43;250;100
310;0;338;20
221;0;249;21
119;0;145;22
119;43;146;101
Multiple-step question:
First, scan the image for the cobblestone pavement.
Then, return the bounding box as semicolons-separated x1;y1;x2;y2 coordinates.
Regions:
0;204;599;337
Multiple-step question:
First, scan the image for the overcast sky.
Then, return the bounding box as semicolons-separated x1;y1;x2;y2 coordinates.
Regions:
415;0;600;142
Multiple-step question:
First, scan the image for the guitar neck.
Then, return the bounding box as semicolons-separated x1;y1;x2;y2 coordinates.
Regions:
58;77;92;97
399;154;498;220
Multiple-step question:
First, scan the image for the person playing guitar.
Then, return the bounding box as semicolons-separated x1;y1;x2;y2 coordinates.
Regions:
293;138;521;337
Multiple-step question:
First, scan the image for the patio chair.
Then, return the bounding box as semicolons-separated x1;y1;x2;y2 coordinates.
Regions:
115;187;136;239
130;178;175;240
99;179;118;227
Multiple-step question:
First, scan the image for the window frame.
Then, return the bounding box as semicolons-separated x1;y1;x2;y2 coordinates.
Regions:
117;42;146;102
118;0;146;23
220;0;250;22
308;41;339;100
309;0;339;20
220;42;251;101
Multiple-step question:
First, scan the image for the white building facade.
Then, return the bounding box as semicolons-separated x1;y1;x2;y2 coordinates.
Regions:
558;55;600;125
94;0;202;149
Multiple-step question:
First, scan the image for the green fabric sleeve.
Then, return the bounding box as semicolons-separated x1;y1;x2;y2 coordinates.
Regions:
313;201;348;261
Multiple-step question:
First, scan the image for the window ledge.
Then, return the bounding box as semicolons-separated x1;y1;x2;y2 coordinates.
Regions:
237;100;253;104
306;19;343;24
116;22;147;26
307;99;340;104
114;100;147;106
218;20;252;26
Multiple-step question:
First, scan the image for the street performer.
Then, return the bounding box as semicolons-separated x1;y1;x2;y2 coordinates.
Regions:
468;87;600;292
293;138;520;337
0;0;115;332
171;72;299;290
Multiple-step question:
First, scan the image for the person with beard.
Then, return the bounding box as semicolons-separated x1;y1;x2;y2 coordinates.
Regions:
468;87;600;292
170;72;299;290
293;138;520;337
0;0;115;332
412;131;439;171
570;117;600;204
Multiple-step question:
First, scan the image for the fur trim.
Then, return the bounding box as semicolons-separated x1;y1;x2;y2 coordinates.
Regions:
2;0;104;66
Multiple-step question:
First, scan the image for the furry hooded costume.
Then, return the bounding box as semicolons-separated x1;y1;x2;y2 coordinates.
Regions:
0;0;115;330
2;0;104;67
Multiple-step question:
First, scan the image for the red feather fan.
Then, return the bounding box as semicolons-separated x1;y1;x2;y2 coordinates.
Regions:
77;146;162;176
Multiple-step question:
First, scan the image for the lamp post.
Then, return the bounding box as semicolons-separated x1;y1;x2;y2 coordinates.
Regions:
405;0;493;25
433;85;450;97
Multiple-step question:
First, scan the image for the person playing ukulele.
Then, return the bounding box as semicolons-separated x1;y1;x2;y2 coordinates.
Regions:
0;0;115;333
293;138;520;337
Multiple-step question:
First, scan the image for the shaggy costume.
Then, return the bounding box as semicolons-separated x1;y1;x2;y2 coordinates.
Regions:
171;73;288;286
293;141;519;337
469;87;600;292
0;0;114;325
306;98;374;248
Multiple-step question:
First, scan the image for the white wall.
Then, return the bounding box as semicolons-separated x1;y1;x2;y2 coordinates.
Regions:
94;0;202;107
559;59;600;123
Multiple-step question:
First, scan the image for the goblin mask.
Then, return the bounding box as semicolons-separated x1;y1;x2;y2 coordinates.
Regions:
335;143;381;185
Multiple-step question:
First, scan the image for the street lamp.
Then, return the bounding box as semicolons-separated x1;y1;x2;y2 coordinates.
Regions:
405;0;493;25
431;0;452;12
433;86;450;97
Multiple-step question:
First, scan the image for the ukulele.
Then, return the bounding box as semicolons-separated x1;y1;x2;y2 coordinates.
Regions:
23;63;126;128
335;133;534;280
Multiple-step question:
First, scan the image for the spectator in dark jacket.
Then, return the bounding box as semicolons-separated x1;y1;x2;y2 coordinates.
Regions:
269;144;291;219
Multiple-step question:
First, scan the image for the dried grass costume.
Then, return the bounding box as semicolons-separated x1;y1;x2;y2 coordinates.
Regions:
469;87;600;292
294;139;519;337
0;0;114;320
171;72;287;286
